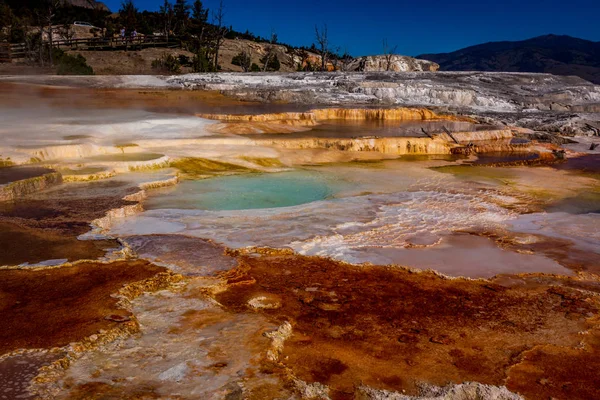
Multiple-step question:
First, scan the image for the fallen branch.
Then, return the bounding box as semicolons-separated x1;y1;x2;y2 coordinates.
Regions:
442;126;459;144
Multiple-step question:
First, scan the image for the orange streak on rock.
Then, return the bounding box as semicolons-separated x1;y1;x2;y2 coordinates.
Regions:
197;107;476;124
215;254;600;399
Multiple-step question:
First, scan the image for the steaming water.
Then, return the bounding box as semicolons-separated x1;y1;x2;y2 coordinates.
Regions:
0;108;216;147
2;87;597;278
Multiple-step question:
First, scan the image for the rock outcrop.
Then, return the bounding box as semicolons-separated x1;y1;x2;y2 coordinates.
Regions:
218;39;300;73
219;41;439;73
349;55;439;72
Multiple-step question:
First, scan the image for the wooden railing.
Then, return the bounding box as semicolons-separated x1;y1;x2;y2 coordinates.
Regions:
0;42;27;62
0;35;181;62
51;35;181;51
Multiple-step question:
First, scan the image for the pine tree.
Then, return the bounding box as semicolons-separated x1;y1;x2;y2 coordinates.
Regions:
173;0;190;34
192;0;208;24
260;53;280;71
119;0;138;32
231;49;251;71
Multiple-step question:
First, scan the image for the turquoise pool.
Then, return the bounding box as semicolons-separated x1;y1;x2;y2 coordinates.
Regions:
144;170;343;211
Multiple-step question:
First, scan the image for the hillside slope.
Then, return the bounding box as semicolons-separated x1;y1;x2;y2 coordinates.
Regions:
64;0;110;11
418;35;600;84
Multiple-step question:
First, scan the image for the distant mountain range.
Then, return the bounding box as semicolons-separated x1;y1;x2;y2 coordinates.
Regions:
64;0;110;12
417;35;600;84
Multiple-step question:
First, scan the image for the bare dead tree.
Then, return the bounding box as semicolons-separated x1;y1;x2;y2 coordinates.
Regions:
262;29;277;72
34;0;60;67
242;46;252;72
211;0;228;71
314;23;329;71
59;21;75;41
23;22;38;64
382;38;398;71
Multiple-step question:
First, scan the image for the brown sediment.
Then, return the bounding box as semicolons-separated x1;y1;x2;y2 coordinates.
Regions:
0;260;167;355
492;231;600;274
63;382;160;399
213;253;600;399
64;382;162;399
553;154;600;174
466;151;562;167
451;143;537;156
0;222;116;266
0;180;139;265
0;82;266;114
0;166;55;185
506;341;600;400
0;351;64;400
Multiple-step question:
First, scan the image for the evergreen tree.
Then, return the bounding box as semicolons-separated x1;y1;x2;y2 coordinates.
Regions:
231;50;251;71
159;0;174;39
189;0;207;40
192;0;208;24
192;48;215;72
119;0;138;31
173;0;190;34
260;53;280;71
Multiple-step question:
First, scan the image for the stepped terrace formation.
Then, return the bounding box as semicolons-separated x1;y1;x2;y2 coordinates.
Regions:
0;72;599;400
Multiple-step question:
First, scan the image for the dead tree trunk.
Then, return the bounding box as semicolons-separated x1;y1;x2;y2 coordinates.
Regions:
315;23;329;71
382;39;397;71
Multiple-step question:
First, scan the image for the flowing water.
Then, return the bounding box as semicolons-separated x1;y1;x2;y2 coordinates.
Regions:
243;120;489;139
3;84;600;399
2;85;597;278
108;159;600;278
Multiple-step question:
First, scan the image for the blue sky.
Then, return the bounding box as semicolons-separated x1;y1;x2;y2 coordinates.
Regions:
103;0;600;56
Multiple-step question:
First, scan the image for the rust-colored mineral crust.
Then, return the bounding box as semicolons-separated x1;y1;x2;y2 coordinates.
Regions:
0;260;167;355
0;180;139;266
214;254;600;399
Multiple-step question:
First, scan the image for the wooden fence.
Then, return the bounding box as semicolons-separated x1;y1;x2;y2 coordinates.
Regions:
0;35;181;62
0;42;27;62
51;35;181;51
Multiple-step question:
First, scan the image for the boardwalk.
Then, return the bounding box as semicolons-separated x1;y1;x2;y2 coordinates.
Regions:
52;36;181;51
0;36;181;62
0;43;26;62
